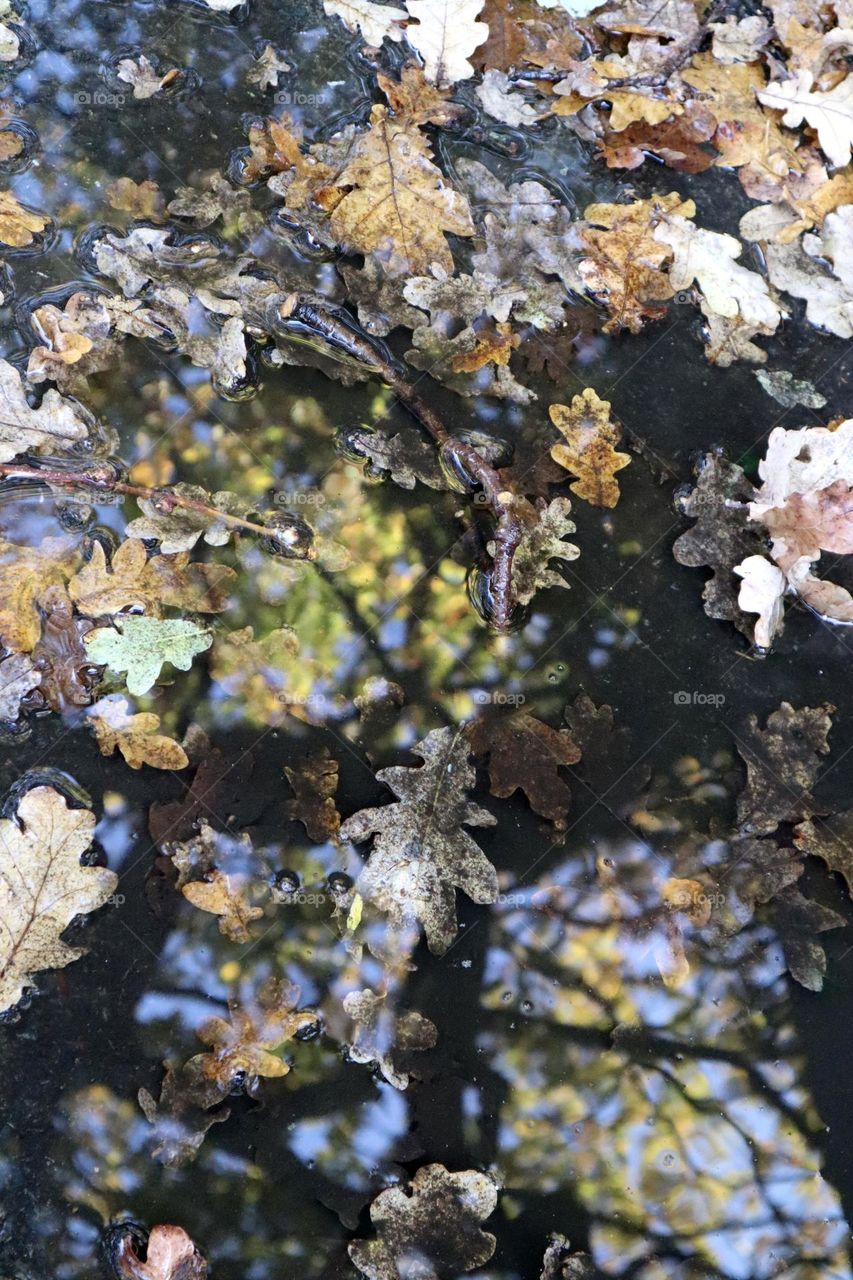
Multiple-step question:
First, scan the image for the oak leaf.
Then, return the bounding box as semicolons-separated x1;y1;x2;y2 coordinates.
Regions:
285;749;341;842
68;539;234;617
349;1164;498;1280
192;979;317;1087
84;617;212;697
506;496;580;606
182;869;264;942
0;536;78;653
549;390;631;508
466;710;581;821
340;727;497;954
403;0;489;86
0;190;48;247
323;0;407;44
576;194;685;332
88;696;189;770
0;786;117;1013
758;71;853;169
0;357;92;461
328;104;474;277
734;701;833;837
112;1224;208;1280
343;988;437;1089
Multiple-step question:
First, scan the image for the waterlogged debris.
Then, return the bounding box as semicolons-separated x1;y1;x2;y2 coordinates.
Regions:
68;539;234;617
111;1224;208;1280
549;390;631;509
0;357;91;461
192;980;317;1087
753;368;827;408
285;749;341;842
183;867;264;940
672;453;765;641
477;68;545;125
107;176;165;221
0;786;116;1014
0;190;48;246
339;422;445;490
343;988;438;1088
466;711;581;821
248;44;291;91
84;617;212;697
87;696;189;770
138;1059;230;1167
0;652;40;720
734;701;834;837
540;1234;597;1279
340;727;497;954
125;483;252;553
506;497;580;606
349;1164;498;1280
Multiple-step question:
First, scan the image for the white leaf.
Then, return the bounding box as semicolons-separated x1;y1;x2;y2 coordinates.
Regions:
734;555;788;649
758;70;853;169
653;213;784;331
404;0;488;86
323;0;407;45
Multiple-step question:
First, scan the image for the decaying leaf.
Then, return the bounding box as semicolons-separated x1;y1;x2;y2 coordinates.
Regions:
323;0;407;45
87;696;189;770
125;484;251;553
84;617;213;697
349;1163;498;1280
111;1224;208;1280
182;868;265;942
343;988;438;1089
116;54;181;100
733;702;834;837
191;979;317;1087
466;711;581;821
672;453;765;641
753;369;827;408
0;652;41;721
540;1234;597;1280
138;1057;230;1167
549;390;631;508
758;72;853;169
248;44;291;91
0;786;117;1013
576;194;684;333
0;190;49;247
328;105;474;277
285;749;341;842
107;176;165;221
505;497;580;606
340;727;497;954
68;539;234;618
0;357;92;461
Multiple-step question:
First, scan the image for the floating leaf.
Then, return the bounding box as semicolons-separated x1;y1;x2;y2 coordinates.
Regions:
0;190;48;247
0;786;117;1014
403;0;489;86
340;727;497;954
0;653;41;721
191;979;317;1088
285;749;341;842
69;539;234;617
0;357;91;462
549;390;631;509
111;1225;208;1280
85;617;212;696
506;497;580;606
734;702;834;838
182;869;264;942
466;711;581;821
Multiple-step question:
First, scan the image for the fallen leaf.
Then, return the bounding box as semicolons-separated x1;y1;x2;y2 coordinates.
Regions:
0;653;41;721
247;44;291;91
340;727;498;954
69;539;234;617
31;585;97;711
794;815;853;899
343;988;437;1089
466;710;581;821
116;54;181;100
599;109;716;172
0;786;117;1014
285;749;341;842
549;389;631;508
349;1164;498;1280
758;71;853;169
107;177;165;220
734;701;833;837
0;190;48;247
182;868;265;942
0;357;92;461
0;536;77;652
328;104;474;277
323;0;407;44
88;695;189;770
733;555;788;649
84;617;212;696
192;979;317;1087
403;0;489;86
753;368;826;407
505;496;580;606
111;1224;208;1280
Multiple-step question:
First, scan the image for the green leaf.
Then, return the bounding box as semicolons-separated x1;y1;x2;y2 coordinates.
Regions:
84;616;212;695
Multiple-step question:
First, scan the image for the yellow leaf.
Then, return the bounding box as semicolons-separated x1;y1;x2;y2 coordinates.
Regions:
0;190;48;247
87;695;189;770
550;390;631;508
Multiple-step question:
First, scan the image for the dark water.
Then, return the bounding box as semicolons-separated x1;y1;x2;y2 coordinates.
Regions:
1;2;853;1278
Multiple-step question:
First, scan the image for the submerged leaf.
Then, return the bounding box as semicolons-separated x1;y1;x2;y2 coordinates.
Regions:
549;390;631;508
734;701;834;837
466;711;581;821
285;749;341;842
111;1224;208;1280
191;979;317;1088
0;358;92;461
87;696;189;770
340;727;497;954
349;1163;498;1280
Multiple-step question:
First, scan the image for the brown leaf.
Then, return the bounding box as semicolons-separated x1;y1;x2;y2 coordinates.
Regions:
148;744;260;846
88;696;189;770
182;868;264;942
0;190;48;247
794;815;853;898
328;104;474;277
192;979;317;1088
113;1224;208;1280
377;63;465;126
68;539;235;618
599;108;717;172
466;710;581;821
31;585;96;711
734;702;834;837
285;749;341;842
549;389;631;509
0;536;78;652
107;176;166;221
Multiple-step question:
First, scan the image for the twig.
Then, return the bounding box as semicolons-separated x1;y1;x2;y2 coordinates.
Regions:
279;294;527;632
0;461;315;557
